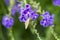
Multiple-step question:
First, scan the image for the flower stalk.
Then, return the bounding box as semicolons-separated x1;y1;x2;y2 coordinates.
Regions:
23;0;42;40
45;27;60;40
30;22;42;40
8;27;14;40
8;0;15;17
7;0;15;40
51;27;60;40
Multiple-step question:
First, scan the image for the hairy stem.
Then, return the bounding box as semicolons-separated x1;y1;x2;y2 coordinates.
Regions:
30;23;42;40
46;27;60;40
34;29;42;40
51;27;60;40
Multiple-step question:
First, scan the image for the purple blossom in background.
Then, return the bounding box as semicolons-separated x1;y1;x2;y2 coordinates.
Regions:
4;0;18;6
18;4;38;22
14;0;18;3
40;11;54;27
11;2;21;16
52;0;60;6
2;15;14;28
4;0;9;6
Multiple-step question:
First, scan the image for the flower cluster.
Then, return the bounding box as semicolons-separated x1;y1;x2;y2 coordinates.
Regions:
18;4;39;22
40;11;54;27
52;0;60;6
2;0;54;28
2;15;14;28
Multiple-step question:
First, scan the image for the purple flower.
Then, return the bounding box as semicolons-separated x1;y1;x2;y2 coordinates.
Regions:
11;5;17;16
2;15;14;28
14;0;18;3
18;14;27;22
40;11;54;27
41;11;50;18
40;19;49;27
25;4;31;9
11;3;21;16
4;0;19;6
4;0;10;6
31;11;39;20
18;4;38;22
52;0;60;6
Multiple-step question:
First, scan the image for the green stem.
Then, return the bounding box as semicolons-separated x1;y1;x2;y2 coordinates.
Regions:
45;27;52;40
23;0;27;4
8;27;14;40
7;0;15;40
8;0;15;17
0;24;5;40
34;29;42;40
30;23;42;40
51;27;60;40
46;27;60;40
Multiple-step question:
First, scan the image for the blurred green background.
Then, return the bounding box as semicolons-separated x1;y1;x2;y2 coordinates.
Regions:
0;0;60;40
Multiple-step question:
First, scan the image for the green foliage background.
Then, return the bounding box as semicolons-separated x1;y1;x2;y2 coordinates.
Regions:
0;0;60;40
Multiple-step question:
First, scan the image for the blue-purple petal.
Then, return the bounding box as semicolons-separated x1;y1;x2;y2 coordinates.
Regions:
2;15;14;28
52;0;60;6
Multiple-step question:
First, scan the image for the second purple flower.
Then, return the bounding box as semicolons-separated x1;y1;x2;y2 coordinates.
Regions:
40;11;54;27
